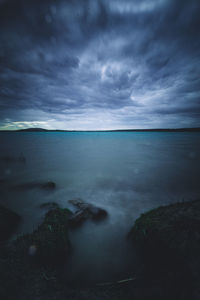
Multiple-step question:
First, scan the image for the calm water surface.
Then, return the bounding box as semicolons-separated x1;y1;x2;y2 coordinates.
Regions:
0;132;200;284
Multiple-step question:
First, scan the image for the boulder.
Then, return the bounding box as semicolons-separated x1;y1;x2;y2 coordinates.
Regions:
16;208;72;265
0;207;72;299
89;205;108;220
68;199;108;227
130;199;200;297
0;205;20;242
130;200;200;257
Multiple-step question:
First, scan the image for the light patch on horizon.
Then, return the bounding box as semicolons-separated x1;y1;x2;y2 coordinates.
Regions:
0;120;53;131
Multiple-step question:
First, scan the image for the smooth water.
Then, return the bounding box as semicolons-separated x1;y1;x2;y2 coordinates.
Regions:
0;131;200;284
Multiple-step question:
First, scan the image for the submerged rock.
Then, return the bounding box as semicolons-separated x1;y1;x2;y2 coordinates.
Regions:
1;153;26;164
41;181;56;190
68;199;108;227
15;181;56;191
0;205;21;242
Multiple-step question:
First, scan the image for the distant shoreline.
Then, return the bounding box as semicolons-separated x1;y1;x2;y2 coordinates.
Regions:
0;127;200;133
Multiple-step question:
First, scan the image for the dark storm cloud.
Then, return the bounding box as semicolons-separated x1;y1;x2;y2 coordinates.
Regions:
0;0;200;129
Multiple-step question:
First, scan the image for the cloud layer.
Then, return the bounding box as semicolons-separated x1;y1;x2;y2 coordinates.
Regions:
0;0;200;130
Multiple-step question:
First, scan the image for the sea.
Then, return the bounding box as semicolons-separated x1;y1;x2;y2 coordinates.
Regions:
0;131;200;285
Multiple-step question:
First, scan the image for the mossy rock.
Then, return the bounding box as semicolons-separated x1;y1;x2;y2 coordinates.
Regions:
0;207;73;299
131;200;200;254
15;208;72;266
0;205;21;242
130;199;200;293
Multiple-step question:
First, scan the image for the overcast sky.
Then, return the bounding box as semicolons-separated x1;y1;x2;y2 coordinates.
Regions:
0;0;200;130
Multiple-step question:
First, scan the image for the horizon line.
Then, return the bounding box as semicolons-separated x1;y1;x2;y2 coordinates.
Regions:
0;127;200;132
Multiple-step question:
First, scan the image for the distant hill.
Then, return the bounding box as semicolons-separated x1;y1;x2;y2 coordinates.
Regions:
17;128;69;132
18;128;48;132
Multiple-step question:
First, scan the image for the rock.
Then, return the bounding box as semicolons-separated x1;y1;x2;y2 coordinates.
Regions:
14;181;56;191
15;208;72;265
68;199;108;227
1;155;15;163
1;154;26;164
89;206;108;220
129;199;200;297
130;200;200;256
40;181;56;190
40;202;59;210
0;207;73;299
0;205;21;242
69;198;85;209
68;209;88;227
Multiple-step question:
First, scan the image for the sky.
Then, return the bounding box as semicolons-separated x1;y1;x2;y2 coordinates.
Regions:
0;0;200;130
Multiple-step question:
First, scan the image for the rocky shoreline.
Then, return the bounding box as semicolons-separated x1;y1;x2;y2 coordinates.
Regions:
129;199;200;300
1;199;200;299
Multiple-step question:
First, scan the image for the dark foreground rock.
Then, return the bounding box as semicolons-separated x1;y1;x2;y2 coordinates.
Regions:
16;207;72;265
2;200;200;300
0;205;20;242
129;199;200;300
68;199;108;227
0;205;136;300
0;207;72;299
